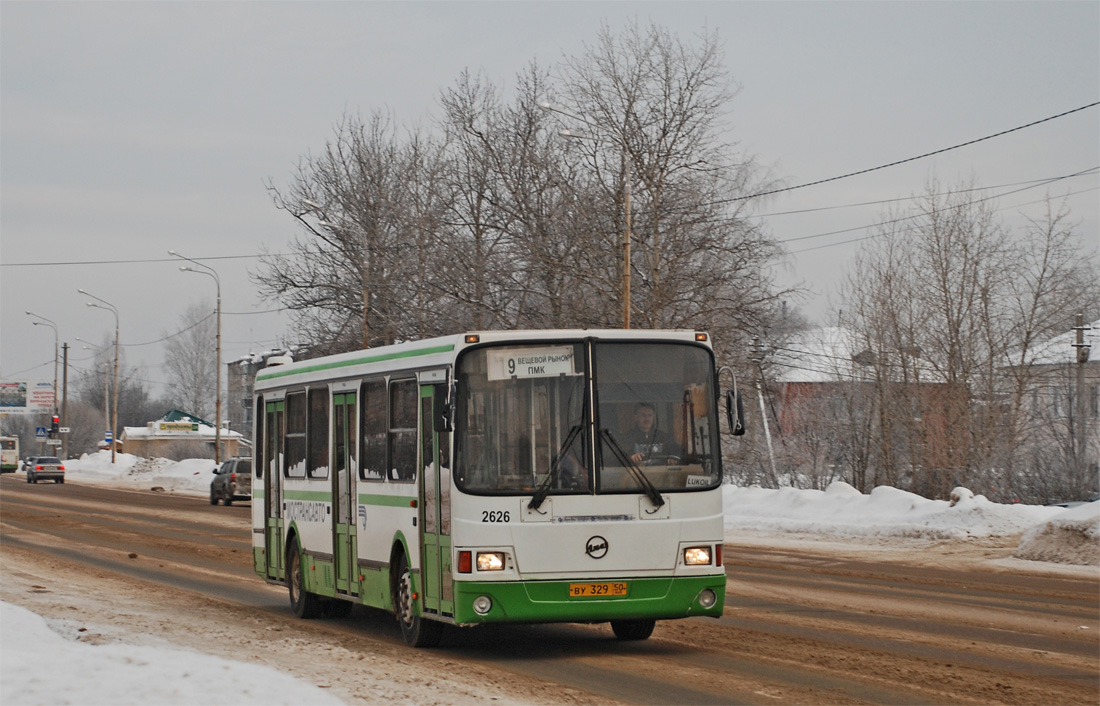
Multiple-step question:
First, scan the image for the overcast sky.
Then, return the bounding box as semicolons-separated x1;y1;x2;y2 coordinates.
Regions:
2;1;1097;406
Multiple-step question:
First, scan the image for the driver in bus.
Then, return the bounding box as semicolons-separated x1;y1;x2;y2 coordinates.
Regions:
623;402;681;466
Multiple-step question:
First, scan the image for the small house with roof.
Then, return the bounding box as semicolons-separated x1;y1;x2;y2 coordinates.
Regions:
120;409;246;460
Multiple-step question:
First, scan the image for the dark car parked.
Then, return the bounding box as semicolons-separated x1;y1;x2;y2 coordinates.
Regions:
210;457;252;505
27;456;64;484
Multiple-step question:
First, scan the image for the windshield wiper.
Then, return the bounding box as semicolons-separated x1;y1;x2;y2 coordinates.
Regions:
528;424;583;512
600;429;665;509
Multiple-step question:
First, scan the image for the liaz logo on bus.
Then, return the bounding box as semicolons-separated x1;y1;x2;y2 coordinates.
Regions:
585;536;608;559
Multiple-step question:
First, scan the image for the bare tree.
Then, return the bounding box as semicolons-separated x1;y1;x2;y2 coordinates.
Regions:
843;183;1097;500
257;21;792;367
163;299;217;420
551;20;785;339
258;112;416;355
75;339;166;439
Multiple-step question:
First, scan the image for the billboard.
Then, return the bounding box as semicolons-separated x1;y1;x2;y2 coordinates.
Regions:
0;381;56;414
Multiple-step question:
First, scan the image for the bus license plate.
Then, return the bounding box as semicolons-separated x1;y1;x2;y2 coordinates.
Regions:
568;582;628;598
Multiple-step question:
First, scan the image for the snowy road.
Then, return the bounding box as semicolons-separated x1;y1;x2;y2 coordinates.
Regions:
2;476;1097;705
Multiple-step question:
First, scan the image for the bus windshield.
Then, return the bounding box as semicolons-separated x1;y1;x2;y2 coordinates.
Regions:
454;340;720;496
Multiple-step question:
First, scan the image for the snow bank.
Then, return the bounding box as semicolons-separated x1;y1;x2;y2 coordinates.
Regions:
63;450;214;497
1015;501;1100;566
61;454;1096;562
723;481;1066;541
0;602;343;706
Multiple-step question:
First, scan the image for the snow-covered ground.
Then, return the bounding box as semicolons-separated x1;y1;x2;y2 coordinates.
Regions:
1;602;342;706
3;450;1097;705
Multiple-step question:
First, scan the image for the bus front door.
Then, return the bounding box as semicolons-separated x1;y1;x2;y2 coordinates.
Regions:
264;401;284;581
332;392;358;596
419;385;453;618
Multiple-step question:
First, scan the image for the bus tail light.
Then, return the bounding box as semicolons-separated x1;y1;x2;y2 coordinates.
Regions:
715;544;723;567
458;551;472;573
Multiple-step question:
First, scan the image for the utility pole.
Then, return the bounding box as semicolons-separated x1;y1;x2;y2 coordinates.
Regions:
62;343;69;460
1072;313;1092;492
752;337;778;486
622;150;632;330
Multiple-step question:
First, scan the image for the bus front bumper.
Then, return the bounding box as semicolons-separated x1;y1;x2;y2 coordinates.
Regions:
451;574;725;626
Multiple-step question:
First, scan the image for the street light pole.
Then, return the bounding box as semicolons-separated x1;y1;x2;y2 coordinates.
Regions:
169;250;222;463
542;102;633;329
26;312;59;414
77;338;110;447
79;290;120;463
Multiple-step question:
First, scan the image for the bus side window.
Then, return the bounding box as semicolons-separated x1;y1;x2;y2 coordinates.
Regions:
308;387;329;479
361;379;387;481
285;392;306;477
389;379;417;481
254;395;264;479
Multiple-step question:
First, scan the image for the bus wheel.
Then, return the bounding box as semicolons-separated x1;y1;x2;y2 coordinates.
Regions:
394;553;441;648
287;538;322;619
610;619;656;641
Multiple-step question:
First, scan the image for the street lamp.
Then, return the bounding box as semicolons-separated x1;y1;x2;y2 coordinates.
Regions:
79;289;120;463
539;100;632;329
25;311;59;415
76;337;111;450
169;250;222;463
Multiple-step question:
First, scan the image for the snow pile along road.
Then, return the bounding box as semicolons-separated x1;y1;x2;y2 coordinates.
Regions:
722;481;1063;539
0;602;343;706
62;451;215;496
1015;500;1100;566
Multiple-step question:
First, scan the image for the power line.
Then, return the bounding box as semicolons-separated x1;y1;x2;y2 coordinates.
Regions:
0;253;270;268
774;166;1097;245
754;168;1099;219
121;311;217;348
2;359;54;378
789;185;1099;254
705;101;1100;207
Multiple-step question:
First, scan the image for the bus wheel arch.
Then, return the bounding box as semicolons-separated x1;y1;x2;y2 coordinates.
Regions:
286;534;322;619
390;548;442;648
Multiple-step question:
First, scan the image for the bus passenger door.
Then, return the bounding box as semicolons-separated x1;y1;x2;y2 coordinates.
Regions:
264;401;284;581
332;392;358;596
419;384;453;617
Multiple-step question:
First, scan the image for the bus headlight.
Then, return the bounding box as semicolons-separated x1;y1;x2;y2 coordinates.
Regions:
683;546;712;566
476;552;505;571
473;595;493;615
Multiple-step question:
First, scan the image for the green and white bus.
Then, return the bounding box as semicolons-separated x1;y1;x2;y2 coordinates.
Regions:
1;436;19;472
251;329;735;647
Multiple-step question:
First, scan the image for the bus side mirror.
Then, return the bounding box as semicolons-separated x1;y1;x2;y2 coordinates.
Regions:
433;383;454;432
725;389;745;436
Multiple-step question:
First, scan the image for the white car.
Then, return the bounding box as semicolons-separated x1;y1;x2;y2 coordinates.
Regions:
26;456;64;484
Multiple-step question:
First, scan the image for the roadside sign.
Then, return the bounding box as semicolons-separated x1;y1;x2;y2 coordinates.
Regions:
35;426;46;440
45;438;62;446
59;427;70;434
105;430;113;442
